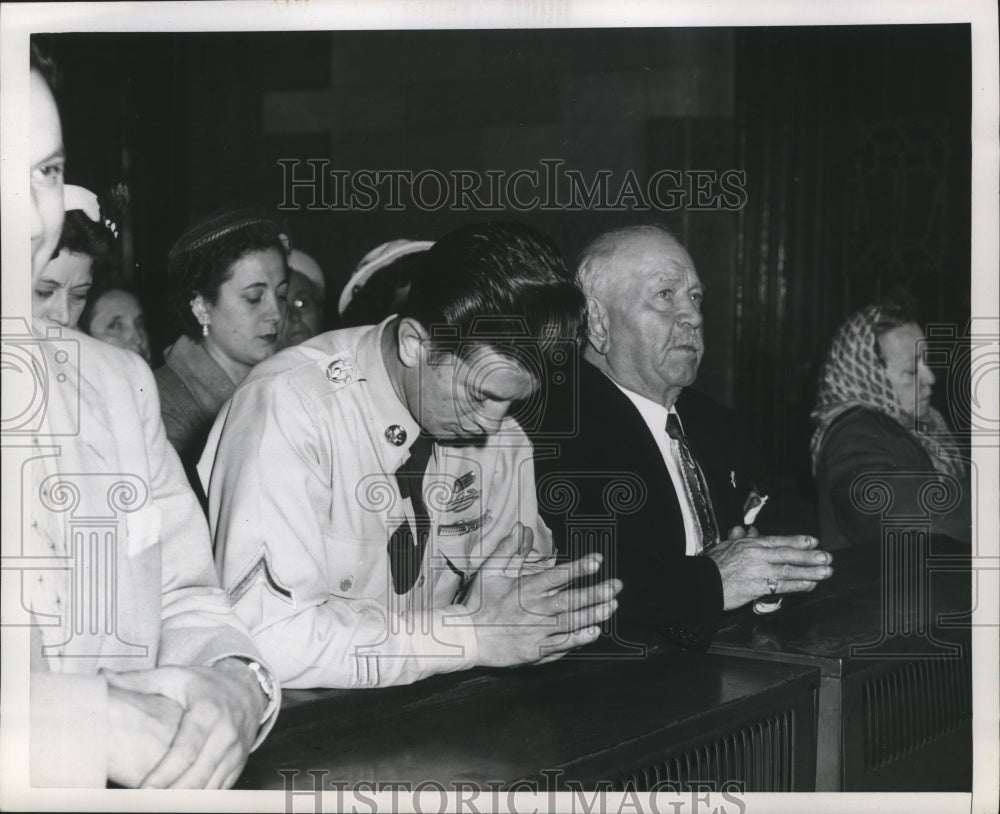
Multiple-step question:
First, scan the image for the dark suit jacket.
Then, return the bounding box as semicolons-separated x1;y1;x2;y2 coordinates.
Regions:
534;360;768;650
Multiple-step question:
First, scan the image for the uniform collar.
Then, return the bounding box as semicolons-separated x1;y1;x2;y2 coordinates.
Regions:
356;317;424;469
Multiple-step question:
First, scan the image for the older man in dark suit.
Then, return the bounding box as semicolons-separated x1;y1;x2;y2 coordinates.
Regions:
535;225;833;651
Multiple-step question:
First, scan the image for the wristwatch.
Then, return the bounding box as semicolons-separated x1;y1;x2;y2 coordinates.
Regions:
225;656;279;724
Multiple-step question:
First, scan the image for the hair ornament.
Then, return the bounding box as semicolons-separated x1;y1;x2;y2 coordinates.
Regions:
63;184;101;222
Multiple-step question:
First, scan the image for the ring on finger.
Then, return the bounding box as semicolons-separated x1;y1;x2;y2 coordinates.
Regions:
766;578;778;596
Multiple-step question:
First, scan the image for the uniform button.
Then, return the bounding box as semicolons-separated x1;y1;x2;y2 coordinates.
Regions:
340;577;353;592
385;425;407;446
416;575;425;587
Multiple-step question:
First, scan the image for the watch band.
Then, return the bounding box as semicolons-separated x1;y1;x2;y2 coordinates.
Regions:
226;657;278;724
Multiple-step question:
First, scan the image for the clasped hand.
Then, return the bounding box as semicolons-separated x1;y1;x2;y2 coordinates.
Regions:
104;659;266;789
467;522;623;667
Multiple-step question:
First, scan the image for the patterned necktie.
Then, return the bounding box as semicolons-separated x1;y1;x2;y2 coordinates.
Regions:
389;434;435;594
665;413;720;551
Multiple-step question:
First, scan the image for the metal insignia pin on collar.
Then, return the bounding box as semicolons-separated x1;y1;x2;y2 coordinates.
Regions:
385;425;407;446
326;357;354;384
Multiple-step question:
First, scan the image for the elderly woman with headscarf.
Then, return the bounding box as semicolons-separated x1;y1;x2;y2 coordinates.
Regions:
810;291;970;550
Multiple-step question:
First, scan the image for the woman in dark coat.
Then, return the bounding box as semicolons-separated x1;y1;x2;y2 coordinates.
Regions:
810;293;970;550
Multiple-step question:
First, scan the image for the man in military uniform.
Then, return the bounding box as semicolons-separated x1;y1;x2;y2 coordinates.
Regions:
201;222;622;689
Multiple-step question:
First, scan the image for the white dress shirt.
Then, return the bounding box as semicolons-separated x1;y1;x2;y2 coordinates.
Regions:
610;379;703;556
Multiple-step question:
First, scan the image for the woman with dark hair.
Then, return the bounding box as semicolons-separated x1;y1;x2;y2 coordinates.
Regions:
79;285;152;363
32;184;116;328
811;291;970;549
154;206;289;467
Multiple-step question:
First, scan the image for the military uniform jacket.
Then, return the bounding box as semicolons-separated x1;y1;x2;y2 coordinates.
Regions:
201;319;553;689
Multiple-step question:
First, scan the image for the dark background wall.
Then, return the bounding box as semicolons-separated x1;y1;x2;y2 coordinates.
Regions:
49;25;971;532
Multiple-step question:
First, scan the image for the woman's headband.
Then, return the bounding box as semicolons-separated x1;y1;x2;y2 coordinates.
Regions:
169;207;283;259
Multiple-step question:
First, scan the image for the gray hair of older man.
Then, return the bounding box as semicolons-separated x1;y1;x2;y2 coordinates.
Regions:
575;223;681;301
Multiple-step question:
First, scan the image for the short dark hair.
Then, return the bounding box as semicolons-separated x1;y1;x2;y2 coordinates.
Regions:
167;205;287;341
30;37;60;91
398;221;585;367
341;251;425;329
54;209;117;290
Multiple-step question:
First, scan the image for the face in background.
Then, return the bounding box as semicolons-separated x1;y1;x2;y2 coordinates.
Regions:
277;269;323;349
32;249;92;328
592;230;705;407
192;246;288;379
87;289;151;362
879;322;935;418
30;68;65;280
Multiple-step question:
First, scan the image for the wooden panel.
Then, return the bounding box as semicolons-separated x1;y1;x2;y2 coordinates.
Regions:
710;540;972;791
237;651;818;791
845;655;972;790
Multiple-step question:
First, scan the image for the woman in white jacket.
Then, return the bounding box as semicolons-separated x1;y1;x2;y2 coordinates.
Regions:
24;42;278;789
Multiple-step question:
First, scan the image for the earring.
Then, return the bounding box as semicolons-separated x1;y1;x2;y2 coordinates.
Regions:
202;323;209;338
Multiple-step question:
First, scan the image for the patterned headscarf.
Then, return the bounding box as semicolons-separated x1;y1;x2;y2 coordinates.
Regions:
810;304;965;477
